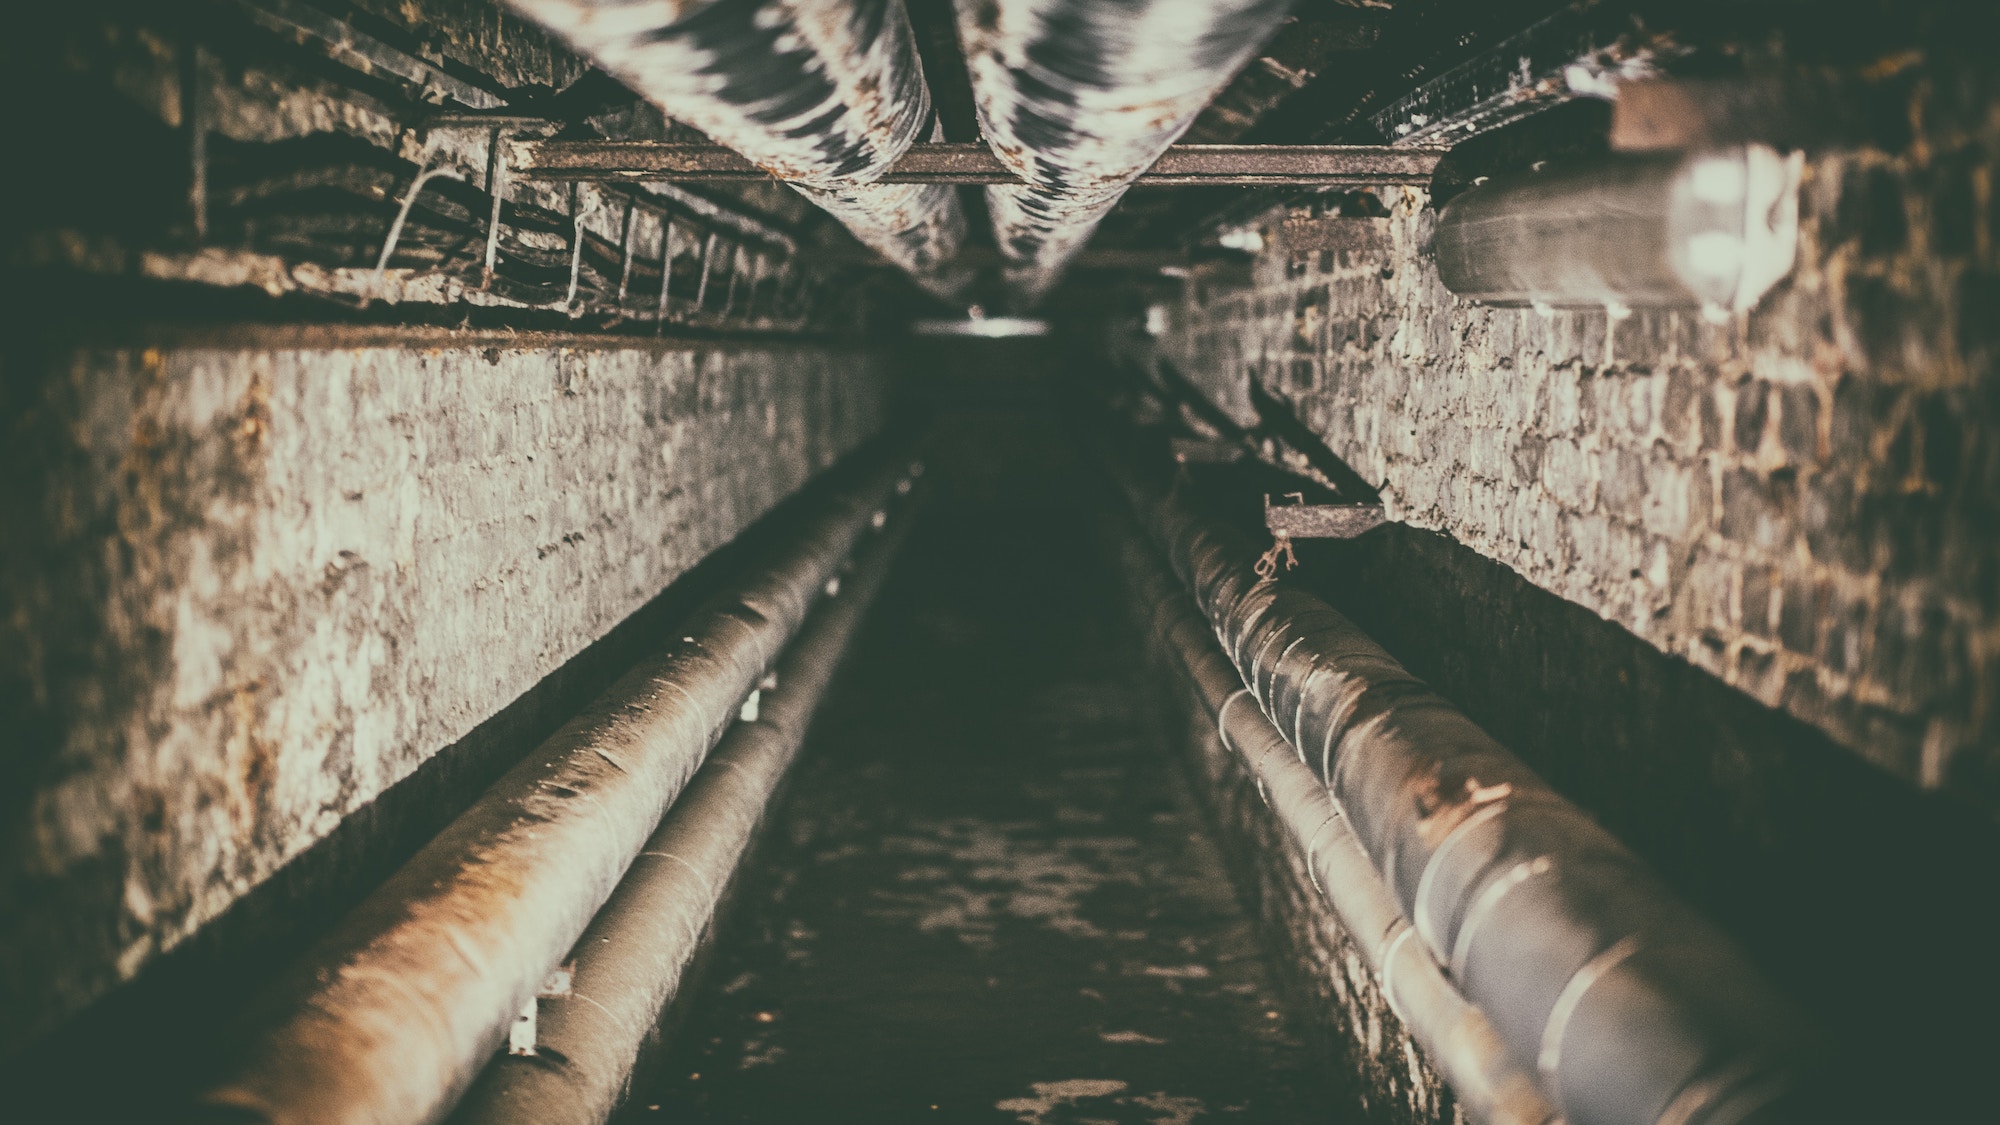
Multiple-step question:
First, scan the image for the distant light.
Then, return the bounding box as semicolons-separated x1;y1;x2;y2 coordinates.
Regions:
909;317;1051;337
1216;225;1264;253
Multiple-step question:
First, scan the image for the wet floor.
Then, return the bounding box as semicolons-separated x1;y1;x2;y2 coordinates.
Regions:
635;494;1333;1124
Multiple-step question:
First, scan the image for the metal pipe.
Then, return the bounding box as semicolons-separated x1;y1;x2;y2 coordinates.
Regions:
1113;526;1558;1125
194;441;922;1125
1108;449;1817;1125
955;0;1297;304
496;0;966;291
1433;145;1802;319
449;472;920;1125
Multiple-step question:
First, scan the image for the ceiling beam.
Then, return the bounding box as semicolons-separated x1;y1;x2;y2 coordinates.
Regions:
506;141;1443;188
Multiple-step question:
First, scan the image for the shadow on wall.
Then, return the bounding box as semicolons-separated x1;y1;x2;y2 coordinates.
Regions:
1290;522;1999;1120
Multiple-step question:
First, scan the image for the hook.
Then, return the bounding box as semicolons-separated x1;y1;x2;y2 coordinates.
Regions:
481;126;507;288
374;155;462;282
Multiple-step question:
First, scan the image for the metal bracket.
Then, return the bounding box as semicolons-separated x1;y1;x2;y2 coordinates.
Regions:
1264;492;1386;540
373;155;462;282
693;231;719;311
655;217;676;333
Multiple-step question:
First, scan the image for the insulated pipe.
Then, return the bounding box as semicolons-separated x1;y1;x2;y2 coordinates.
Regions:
449;482;918;1125
1113;526;1558;1125
1433;146;1803;319
500;0;966;291
194;442;921;1125
956;0;1295;304
1109;450;1816;1125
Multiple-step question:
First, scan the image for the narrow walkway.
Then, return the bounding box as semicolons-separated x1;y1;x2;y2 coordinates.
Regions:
640;498;1330;1124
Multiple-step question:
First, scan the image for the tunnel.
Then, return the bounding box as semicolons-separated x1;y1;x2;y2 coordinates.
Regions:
3;2;1997;1123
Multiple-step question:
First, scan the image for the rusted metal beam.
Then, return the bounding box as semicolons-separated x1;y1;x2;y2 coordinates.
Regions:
509;141;1442;188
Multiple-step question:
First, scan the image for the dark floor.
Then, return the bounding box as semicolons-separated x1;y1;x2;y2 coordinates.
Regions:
635;496;1334;1124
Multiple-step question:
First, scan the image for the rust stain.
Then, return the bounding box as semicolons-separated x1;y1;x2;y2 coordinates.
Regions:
235;368;271;456
223;679;276;835
1405;761;1513;848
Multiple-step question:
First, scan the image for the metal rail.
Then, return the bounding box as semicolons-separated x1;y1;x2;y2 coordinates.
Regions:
509;141;1442;188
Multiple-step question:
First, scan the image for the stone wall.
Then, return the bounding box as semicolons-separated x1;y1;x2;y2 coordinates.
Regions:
1157;66;2000;812
0;330;887;1046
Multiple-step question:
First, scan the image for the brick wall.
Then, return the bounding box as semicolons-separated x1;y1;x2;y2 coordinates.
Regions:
0;331;887;1044
1158;65;1999;812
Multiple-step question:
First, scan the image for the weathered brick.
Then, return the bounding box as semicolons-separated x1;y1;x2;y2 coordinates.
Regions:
1;336;887;1037
1779;575;1828;655
1700;382;1728;452
1959;271;2000;380
1600;446;1647;515
1920;392;1964;491
1735;644;1781;700
1549;370;1585;433
1735;378;1771;454
1512;434;1546;486
1926;146;1979;253
1721;468;1796;553
1821;591;1871;675
1803;470;1870;573
1742;567;1778;638
1159;77;2000;802
1662;364;1700;445
1542;437;1595;509
1778;382;1822;464
1881;492;1945;581
1842;162;1911;257
1831;376;1896;465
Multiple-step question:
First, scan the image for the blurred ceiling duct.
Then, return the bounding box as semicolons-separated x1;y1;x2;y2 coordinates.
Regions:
956;0;1297;305
501;0;967;293
1434;145;1804;320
